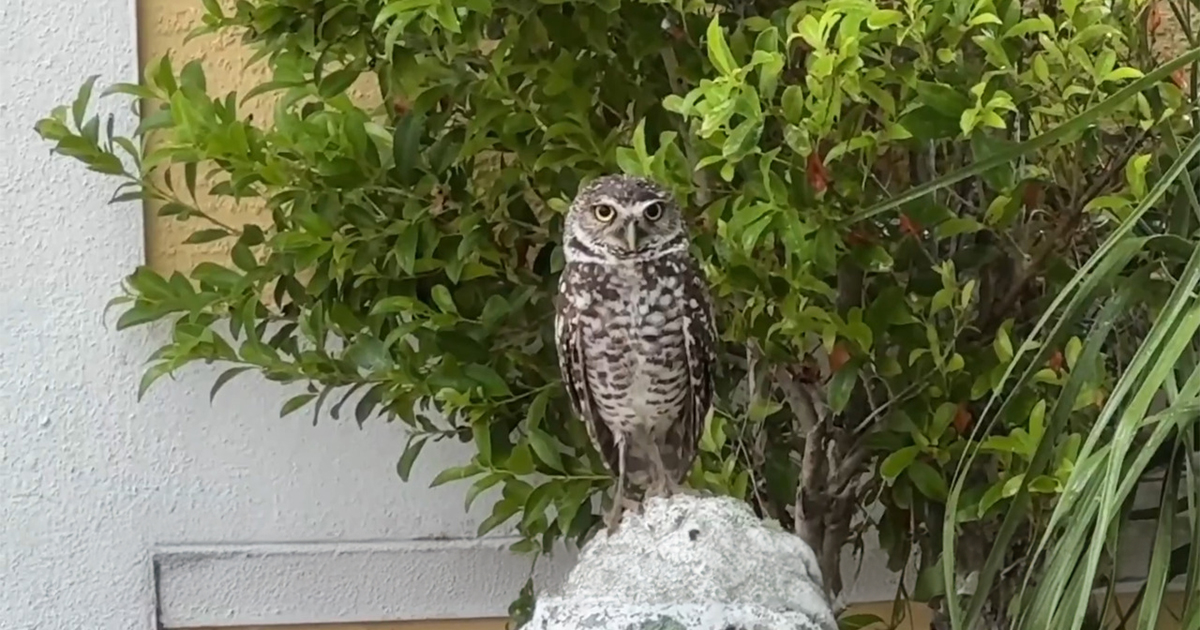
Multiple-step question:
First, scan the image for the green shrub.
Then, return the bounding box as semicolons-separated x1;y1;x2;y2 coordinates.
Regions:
36;0;1200;627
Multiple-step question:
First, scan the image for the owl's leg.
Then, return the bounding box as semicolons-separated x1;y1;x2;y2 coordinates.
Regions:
604;436;628;534
645;440;673;498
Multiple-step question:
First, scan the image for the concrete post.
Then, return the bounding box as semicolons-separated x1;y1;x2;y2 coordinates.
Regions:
527;494;838;630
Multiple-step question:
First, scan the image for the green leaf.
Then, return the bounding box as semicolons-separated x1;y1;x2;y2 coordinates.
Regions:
968;12;1002;26
464;473;504;510
371;295;423;316
505;444;536;476
907;461;948;501
1104;67;1144;83
1028;399;1047;442
881;445;920;481
827;363;858;413
200;0;223;17
430;463;483;487
231;242;256;271
1125;153;1151;198
318;68;360;99
431;284;457;313
525;388;551;431
1003;16;1053;39
554;481;594;534
191;262;243;290
73;75;99;129
838;613;885;630
432;0;461;32
1064;337;1083;370
180;59;206;94
343;336;388;372
936;217;983;239
931;402;958;437
396;223;420;275
472;416;493;465
705;17;737;75
781;85;805;124
152;54;177;94
521;482;557;530
138;363;171;400
396;436;427;482
477;497;520;536
210;367;252;402
354;384;384;426
913;560;947;601
994;327;1014;362
465;364;511;397
914;81;972;118
527;429;565;472
116;302;164;330
867;10;903;29
281;393;316;417
392;111;426;184
184;229;230;244
945;168;1200;627
480;295;510;329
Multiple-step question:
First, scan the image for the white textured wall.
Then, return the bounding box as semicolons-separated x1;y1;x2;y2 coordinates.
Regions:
0;2;572;628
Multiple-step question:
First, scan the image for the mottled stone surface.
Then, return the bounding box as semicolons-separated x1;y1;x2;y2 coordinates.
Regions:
527;494;837;630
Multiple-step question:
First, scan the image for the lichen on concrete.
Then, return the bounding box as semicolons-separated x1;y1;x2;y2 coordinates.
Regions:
527;494;838;630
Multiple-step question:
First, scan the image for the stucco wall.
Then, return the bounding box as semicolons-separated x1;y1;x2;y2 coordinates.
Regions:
0;1;572;628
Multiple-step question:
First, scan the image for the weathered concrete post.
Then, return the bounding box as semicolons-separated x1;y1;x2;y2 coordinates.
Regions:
527;494;838;630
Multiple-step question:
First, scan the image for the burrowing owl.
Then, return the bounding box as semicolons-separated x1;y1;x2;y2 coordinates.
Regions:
554;174;717;533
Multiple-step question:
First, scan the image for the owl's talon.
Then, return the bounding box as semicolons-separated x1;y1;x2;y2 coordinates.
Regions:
603;511;621;535
603;502;625;534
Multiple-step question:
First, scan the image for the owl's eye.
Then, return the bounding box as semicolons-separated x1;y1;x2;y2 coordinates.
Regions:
643;201;665;222
593;204;616;222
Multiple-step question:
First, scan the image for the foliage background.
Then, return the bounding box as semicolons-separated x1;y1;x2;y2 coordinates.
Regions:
34;0;1200;628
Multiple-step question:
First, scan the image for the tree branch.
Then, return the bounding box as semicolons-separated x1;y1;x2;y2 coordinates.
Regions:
981;128;1150;332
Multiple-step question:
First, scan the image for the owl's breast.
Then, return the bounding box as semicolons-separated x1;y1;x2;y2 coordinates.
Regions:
576;261;691;435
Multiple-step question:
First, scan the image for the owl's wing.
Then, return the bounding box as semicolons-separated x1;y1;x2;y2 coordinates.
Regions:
554;266;620;475
666;256;717;483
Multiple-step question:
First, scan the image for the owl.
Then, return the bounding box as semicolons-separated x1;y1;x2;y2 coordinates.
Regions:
553;174;717;533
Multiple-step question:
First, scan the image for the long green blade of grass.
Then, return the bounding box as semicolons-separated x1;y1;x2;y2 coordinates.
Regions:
1014;275;1150;630
1070;261;1200;630
946;124;1200;630
1134;448;1180;630
1184;428;1200;624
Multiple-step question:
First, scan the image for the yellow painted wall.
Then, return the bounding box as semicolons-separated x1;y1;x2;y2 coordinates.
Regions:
139;0;380;276
138;0;271;275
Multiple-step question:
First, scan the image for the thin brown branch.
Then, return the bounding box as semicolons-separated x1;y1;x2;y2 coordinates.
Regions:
773;365;821;435
982;128;1151;331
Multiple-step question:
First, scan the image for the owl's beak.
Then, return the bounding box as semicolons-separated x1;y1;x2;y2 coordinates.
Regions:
625;220;639;251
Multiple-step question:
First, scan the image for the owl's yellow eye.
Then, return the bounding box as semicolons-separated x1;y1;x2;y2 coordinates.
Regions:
643;202;665;222
593;204;616;222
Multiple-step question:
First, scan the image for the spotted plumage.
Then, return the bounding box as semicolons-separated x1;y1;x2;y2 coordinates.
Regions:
553;174;717;533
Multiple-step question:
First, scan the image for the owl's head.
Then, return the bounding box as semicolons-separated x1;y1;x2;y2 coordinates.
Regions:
563;174;685;261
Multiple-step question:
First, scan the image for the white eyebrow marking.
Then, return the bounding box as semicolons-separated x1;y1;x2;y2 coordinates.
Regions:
593;195;667;218
596;196;624;210
631;198;665;213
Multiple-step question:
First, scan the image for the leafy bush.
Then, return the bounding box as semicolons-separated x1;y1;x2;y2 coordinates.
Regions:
36;0;1200;628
